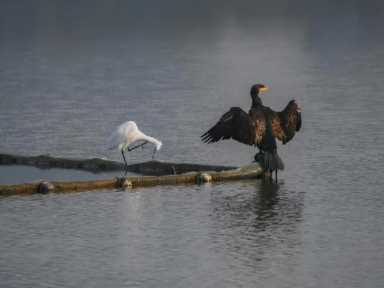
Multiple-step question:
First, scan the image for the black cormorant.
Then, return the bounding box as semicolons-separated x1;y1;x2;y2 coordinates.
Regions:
201;84;301;182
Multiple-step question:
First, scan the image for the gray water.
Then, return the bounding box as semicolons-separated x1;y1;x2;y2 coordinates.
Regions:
1;1;384;287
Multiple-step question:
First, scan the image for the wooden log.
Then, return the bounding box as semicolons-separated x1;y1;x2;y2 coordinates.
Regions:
0;153;235;175
0;164;263;197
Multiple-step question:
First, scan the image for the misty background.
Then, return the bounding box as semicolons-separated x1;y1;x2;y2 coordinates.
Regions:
1;1;384;288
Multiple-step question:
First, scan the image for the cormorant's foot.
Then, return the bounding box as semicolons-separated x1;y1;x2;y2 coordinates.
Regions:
254;151;264;164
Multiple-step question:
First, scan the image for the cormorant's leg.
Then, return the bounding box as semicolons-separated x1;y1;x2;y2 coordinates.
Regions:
275;169;278;183
121;150;128;175
264;171;271;183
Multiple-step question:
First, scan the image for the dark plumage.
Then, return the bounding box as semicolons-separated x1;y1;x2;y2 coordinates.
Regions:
201;83;302;182
201;107;254;145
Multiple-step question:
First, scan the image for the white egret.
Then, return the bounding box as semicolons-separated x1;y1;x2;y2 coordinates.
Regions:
107;121;162;173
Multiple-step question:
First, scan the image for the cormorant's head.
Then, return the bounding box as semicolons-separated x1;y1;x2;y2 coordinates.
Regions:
250;84;269;97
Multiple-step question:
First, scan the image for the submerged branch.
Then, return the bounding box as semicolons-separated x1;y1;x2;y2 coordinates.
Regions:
0;153;236;175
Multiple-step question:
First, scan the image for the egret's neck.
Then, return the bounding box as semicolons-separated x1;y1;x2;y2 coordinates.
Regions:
142;135;162;150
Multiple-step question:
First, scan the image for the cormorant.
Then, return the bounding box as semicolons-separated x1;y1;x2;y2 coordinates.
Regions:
201;84;301;182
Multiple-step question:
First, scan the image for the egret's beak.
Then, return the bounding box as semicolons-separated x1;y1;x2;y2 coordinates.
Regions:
259;86;269;93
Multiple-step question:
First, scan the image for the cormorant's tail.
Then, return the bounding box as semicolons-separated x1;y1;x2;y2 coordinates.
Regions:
262;151;284;172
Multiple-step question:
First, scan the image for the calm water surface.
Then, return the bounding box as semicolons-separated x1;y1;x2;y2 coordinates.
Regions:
1;1;384;287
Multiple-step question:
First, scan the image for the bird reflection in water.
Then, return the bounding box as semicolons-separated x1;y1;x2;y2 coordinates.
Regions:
252;181;280;230
209;180;304;268
210;181;284;231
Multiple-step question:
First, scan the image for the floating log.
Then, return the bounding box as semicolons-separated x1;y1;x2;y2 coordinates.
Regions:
0;164;263;197
0;153;235;175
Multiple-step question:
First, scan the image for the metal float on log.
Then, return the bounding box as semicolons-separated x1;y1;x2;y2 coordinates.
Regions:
0;164;263;197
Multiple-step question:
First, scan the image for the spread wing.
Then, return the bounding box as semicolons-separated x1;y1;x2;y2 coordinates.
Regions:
248;107;267;146
269;99;302;144
201;107;255;145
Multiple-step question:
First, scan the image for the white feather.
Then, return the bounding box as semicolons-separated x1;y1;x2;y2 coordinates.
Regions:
107;121;162;152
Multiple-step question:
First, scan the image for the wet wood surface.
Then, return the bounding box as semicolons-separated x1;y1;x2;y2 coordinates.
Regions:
0;158;262;197
0;153;235;175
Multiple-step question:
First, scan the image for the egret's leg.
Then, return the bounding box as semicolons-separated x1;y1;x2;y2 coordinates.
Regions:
121;150;128;174
152;147;156;160
128;141;148;152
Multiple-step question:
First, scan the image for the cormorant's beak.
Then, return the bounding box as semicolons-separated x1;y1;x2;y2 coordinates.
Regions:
259;86;269;93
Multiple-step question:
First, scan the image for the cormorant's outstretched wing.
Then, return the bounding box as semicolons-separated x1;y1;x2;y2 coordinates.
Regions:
268;100;301;144
201;107;255;145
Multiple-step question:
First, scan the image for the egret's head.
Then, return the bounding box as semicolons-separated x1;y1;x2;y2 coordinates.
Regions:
250;84;269;97
151;140;162;160
156;141;162;151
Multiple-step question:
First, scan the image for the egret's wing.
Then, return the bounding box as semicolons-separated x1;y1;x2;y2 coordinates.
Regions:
106;122;134;150
106;129;122;150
